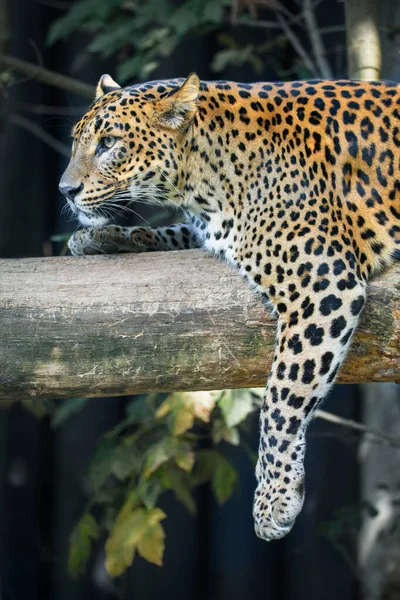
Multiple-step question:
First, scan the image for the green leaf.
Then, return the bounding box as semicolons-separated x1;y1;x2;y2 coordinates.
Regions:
156;391;216;435
143;438;177;478
87;438;116;493
126;397;149;422
51;398;89;428
212;453;237;504
69;513;100;578
47;0;124;45
144;436;195;479
218;389;254;428
191;449;217;486
203;0;225;23
47;0;95;45
138;477;162;510
117;55;147;82
0;70;16;88
139;26;170;50
211;417;240;446
191;450;237;504
211;43;263;74
175;449;195;472
111;443;142;481
93;486;124;507
136;508;166;565
141;61;160;78
160;463;196;514
105;505;166;576
21;398;52;419
105;506;144;576
172;1;201;35
88;437;142;493
88;18;135;57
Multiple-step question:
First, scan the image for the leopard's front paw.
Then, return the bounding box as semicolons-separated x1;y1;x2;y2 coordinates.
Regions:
68;226;128;256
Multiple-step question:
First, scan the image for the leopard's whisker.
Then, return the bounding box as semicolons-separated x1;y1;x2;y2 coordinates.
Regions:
103;201;152;226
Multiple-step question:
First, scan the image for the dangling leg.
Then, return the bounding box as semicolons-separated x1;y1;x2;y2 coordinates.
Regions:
68;223;199;256
253;279;366;541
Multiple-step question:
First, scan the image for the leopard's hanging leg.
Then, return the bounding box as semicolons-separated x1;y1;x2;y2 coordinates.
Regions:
253;274;366;541
68;223;199;256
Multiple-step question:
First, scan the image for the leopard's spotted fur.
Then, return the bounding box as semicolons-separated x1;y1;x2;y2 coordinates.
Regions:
60;72;400;541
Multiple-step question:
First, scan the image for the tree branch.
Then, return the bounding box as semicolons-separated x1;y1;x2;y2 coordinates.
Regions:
302;0;333;78
315;410;400;448
10;114;71;157
275;11;319;77
0;53;95;98
0;250;399;400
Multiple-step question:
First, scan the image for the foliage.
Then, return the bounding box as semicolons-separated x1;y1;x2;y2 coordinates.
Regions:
51;397;90;427
47;0;296;82
319;498;383;576
51;389;261;578
69;513;100;577
320;500;379;546
47;0;231;82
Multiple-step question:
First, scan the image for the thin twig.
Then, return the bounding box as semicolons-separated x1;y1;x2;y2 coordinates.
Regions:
240;19;387;35
315;409;400;448
238;13;302;29
10;114;71;157
332;541;362;581
10;40;46;88
275;11;319;77
251;392;400;448
302;0;333;78
0;53;95;98
29;39;44;69
237;18;282;29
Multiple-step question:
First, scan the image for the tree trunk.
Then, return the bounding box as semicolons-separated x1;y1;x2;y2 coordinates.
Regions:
345;1;400;598
345;0;381;80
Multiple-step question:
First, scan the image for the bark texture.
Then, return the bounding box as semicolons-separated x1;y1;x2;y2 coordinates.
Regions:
0;250;400;401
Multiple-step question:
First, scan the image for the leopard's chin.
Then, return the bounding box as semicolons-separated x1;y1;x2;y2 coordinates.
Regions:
77;210;111;227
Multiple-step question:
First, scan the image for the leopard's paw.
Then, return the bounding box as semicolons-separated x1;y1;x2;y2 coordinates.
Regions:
68;226;126;256
253;460;305;542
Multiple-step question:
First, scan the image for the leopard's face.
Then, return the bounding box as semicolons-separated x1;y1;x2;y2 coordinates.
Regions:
59;73;200;226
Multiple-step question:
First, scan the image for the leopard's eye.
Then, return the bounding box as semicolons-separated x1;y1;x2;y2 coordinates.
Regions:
95;135;117;156
102;136;116;149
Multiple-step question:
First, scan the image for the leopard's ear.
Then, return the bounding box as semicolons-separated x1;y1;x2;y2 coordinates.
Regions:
95;74;121;100
153;73;200;129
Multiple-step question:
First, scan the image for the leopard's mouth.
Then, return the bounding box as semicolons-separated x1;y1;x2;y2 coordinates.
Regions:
67;189;132;227
68;199;112;227
77;207;111;227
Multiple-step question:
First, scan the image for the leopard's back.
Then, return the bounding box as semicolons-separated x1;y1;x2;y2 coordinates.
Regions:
189;78;400;279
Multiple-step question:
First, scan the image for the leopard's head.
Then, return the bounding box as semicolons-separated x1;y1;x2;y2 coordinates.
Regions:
59;73;200;226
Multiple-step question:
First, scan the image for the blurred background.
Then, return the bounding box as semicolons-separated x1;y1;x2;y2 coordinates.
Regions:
1;1;400;599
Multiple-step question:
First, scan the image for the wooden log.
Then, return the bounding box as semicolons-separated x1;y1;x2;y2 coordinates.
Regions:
0;250;399;400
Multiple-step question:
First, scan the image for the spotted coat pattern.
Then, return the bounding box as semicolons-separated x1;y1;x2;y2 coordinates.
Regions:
60;73;400;541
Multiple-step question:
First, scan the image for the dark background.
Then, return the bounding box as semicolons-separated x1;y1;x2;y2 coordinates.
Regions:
0;1;393;598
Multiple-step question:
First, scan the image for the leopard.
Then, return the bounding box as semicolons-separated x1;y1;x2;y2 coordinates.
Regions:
59;71;400;542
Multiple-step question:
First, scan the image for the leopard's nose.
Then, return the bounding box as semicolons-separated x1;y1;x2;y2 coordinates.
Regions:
59;183;83;202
